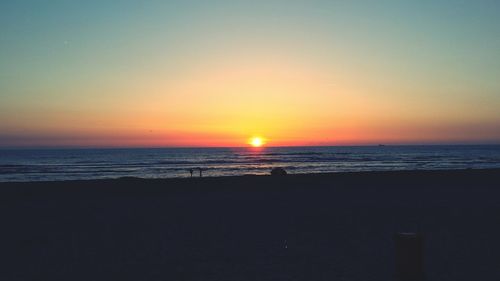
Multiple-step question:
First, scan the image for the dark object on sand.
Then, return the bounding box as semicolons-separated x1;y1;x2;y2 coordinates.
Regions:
270;167;287;176
394;232;425;280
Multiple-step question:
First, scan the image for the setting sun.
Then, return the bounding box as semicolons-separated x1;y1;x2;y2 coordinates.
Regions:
249;137;265;147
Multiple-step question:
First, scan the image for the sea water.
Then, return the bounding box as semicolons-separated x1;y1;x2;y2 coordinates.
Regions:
1;145;499;182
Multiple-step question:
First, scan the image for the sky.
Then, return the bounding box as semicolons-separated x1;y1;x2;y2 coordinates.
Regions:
1;0;499;147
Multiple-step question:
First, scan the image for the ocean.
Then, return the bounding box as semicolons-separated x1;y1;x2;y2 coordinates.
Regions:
1;145;499;182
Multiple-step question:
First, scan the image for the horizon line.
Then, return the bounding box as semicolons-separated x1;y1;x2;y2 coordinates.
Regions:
1;143;500;150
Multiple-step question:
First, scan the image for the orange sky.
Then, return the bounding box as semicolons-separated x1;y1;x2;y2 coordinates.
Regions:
1;1;500;147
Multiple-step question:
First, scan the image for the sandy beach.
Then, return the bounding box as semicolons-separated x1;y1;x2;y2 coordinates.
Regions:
1;169;500;280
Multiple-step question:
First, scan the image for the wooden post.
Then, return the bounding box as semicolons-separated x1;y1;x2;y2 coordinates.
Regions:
394;232;425;280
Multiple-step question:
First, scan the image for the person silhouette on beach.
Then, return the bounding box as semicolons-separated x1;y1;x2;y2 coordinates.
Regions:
189;169;194;178
198;168;203;177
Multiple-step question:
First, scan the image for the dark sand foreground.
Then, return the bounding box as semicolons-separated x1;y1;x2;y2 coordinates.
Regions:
1;169;500;281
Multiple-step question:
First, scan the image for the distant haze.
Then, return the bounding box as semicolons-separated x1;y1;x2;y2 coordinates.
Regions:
1;1;499;147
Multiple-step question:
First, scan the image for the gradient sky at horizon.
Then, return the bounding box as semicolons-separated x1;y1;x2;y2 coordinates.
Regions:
1;0;500;147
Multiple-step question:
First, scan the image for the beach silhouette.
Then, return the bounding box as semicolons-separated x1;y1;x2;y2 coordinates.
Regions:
1;169;500;280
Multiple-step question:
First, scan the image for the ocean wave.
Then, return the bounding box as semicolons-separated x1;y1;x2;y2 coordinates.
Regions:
2;146;500;182
261;152;326;156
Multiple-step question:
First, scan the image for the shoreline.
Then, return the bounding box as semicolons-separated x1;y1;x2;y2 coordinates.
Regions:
1;167;500;186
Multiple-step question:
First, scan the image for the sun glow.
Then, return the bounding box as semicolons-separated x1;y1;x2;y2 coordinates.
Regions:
249;137;265;147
